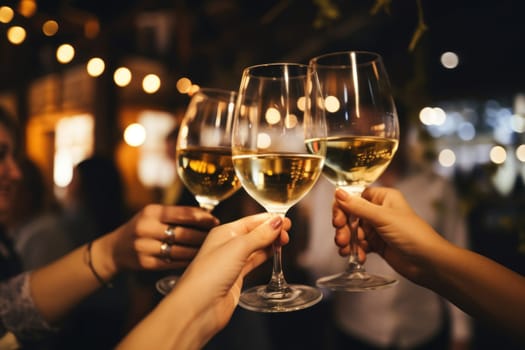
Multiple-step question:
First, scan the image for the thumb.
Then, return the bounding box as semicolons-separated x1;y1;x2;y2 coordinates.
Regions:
334;188;386;227
243;215;283;252
235;216;284;277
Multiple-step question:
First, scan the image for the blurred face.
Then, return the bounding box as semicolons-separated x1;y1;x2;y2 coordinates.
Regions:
0;125;22;220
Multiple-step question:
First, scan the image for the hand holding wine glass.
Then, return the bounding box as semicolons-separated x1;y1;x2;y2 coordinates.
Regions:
156;87;241;295
232;63;326;312
309;51;400;291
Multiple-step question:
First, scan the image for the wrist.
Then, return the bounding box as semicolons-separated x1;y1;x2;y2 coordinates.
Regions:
90;234;119;282
119;288;209;350
163;286;212;349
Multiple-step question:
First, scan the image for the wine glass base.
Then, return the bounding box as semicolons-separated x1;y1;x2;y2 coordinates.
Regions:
316;271;397;292
239;284;323;313
156;275;179;295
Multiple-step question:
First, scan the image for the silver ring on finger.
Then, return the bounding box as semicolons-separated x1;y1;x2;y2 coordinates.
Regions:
164;225;176;244
160;242;172;262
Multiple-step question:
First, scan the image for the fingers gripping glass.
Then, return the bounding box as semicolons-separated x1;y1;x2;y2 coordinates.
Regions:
309;51;400;291
156;88;241;295
232;63;327;312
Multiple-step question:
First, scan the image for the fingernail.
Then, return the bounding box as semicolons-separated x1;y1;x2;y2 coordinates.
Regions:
335;188;349;200
269;216;283;229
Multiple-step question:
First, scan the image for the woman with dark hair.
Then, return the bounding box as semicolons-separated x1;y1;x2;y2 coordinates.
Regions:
0;107;220;348
8;156;72;271
0;105;293;350
63;155;129;246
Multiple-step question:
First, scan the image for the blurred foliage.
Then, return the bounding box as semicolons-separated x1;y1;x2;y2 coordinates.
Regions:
313;0;427;51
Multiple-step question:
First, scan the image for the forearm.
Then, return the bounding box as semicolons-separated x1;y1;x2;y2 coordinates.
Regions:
117;288;209;350
429;244;525;342
29;234;118;323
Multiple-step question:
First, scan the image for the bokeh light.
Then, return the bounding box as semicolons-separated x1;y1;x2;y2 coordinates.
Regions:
7;26;26;45
438;148;456;167
86;57;105;77
42;20;58;36
56;44;75;63
489;145;507;164
0;6;14;23
440;51;459;69
124;123;146;147
114;67;132;87
142;74;161;94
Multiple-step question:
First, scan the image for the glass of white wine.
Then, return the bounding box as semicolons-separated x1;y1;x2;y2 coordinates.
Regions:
232;63;326;312
309;51;400;291
156;87;242;295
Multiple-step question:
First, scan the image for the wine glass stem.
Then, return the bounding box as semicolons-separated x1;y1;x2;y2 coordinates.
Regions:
347;212;365;272
266;213;289;293
341;186;365;273
200;204;215;212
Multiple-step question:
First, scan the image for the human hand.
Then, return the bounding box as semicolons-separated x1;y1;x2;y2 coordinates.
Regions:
169;213;289;347
332;187;452;285
97;205;220;275
117;213;290;350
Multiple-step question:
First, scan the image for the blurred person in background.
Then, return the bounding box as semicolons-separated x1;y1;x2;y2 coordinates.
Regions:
8;156;72;271
299;122;472;350
0;106;220;349
62;155;130;247
55;155;135;349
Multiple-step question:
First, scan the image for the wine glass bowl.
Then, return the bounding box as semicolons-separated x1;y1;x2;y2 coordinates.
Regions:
309;51;400;291
232;63;326;312
176;88;241;211
156;87;241;295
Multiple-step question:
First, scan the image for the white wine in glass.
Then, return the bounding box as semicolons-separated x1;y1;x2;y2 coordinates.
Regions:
156;87;241;295
232;62;326;312
309;51;400;291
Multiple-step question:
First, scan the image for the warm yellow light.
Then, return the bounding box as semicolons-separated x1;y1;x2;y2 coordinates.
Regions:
18;0;37;18
438;149;456;167
142;74;161;94
489;145;507;164
7;26;26;45
86;57;105;77
42;20;59;36
189;84;200;95
124;123;146;147
284;114;298;128
265;107;281;125
516;144;525;162
54;114;94;188
419;106;446;125
84;18;100;39
297;96;306;112
0;6;14;23
56;44;75;64
54;151;74;188
114;67;132;87
176;77;192;94
257;133;272;149
325;95;340;113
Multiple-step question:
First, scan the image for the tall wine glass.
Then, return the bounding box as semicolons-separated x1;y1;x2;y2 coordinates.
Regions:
232;63;326;312
309;51;400;291
156;87;241;295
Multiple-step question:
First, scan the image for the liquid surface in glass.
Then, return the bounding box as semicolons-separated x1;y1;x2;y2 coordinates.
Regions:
318;136;398;189
177;146;241;202
233;153;324;213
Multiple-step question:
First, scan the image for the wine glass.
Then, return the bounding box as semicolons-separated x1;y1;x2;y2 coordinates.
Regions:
156;87;242;295
232;63;326;312
309;51;400;291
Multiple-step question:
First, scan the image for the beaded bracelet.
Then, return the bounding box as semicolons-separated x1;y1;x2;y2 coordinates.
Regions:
85;241;113;288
